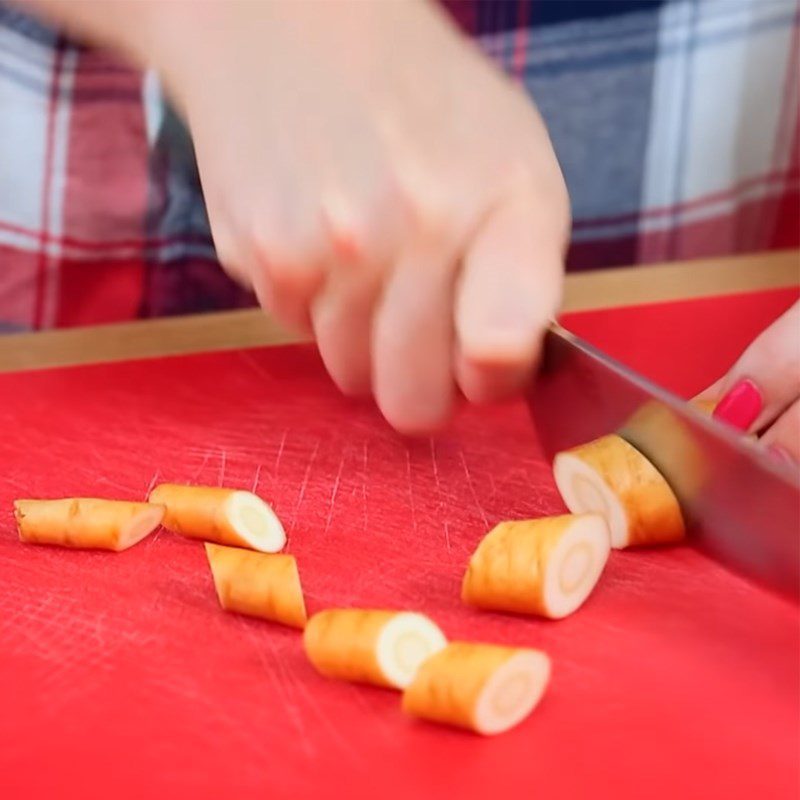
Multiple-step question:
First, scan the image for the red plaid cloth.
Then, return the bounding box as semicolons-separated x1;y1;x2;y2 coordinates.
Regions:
0;0;797;332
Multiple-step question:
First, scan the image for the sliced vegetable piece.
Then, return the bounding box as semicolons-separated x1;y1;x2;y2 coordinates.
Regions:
205;543;307;628
149;484;285;552
402;641;551;735
14;498;164;551
553;433;685;548
303;609;447;689
462;514;610;619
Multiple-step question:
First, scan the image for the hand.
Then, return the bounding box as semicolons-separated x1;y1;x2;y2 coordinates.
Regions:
697;301;800;466
145;0;569;433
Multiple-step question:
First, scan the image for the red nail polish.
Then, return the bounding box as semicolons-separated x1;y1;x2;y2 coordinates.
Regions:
712;379;763;431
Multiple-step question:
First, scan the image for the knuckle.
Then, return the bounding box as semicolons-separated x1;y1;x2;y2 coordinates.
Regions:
320;189;371;264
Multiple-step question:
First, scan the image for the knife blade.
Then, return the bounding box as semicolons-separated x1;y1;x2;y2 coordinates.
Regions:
528;323;800;599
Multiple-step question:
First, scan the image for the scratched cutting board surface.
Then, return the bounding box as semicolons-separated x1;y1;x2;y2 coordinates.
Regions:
0;287;798;800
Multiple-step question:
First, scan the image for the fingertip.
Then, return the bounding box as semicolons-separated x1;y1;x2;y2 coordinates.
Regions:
376;384;455;436
455;349;538;405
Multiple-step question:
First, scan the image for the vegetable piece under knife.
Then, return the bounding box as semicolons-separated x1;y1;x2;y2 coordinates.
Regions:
553;434;685;548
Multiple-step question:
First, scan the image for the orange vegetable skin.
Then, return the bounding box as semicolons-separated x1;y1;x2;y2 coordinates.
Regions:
14;498;164;551
149;484;285;552
462;514;610;619
402;641;551;735
205;543;307;628
304;609;447;690
553;434;685;548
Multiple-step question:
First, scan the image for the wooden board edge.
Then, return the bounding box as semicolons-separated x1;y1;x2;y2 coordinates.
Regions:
0;249;796;373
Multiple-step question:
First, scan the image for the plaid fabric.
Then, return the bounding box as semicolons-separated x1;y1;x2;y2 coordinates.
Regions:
0;0;797;332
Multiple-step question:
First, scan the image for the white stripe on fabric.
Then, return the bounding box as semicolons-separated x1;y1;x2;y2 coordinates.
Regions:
642;0;701;214
39;46;77;329
643;0;795;213
682;1;794;199
572;174;800;242
0;41;51;231
142;69;164;147
771;29;799;174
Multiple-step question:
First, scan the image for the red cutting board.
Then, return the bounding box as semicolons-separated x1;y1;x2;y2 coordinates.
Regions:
0;287;797;800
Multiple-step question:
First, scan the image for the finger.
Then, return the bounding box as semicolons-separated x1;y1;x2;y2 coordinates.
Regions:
372;241;457;434
454;189;565;403
250;222;328;335
312;263;382;397
209;221;253;291
312;178;410;396
693;378;723;405
760;398;800;466
707;302;800;432
454;351;530;404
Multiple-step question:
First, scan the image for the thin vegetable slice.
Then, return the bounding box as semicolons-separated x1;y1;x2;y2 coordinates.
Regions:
303;609;447;689
149;484;285;552
205;543;307;628
14;498;164;551
553;433;685;548
402;641;551;735
462;514;610;619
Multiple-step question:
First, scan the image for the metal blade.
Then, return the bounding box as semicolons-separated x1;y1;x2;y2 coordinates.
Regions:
528;324;800;599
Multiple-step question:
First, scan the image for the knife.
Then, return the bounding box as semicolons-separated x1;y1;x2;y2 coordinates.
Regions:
528;323;800;599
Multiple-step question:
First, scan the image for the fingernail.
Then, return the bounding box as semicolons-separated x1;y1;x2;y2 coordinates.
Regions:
767;444;797;466
712;379;763;431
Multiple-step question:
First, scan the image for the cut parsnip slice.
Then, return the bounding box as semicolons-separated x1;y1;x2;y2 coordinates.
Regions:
462;514;610;619
14;498;164;551
553;434;685;548
304;609;447;689
402;641;551;735
149;484;285;552
205;543;307;628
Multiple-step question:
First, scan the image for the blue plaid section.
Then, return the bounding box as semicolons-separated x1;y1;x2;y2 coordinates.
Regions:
492;6;663;223
137;0;678;306
0;3;55;46
143;104;235;317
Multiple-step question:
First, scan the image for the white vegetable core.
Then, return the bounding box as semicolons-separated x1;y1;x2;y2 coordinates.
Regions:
553;453;628;548
120;507;164;550
474;651;551;735
543;514;610;618
225;491;287;553
377;613;447;689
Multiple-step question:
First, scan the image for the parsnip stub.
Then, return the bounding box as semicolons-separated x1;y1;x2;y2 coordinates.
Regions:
553;434;685;548
402;641;551;735
205;543;307;628
149;484;285;552
462;514;610;619
304;609;447;689
14;498;164;551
